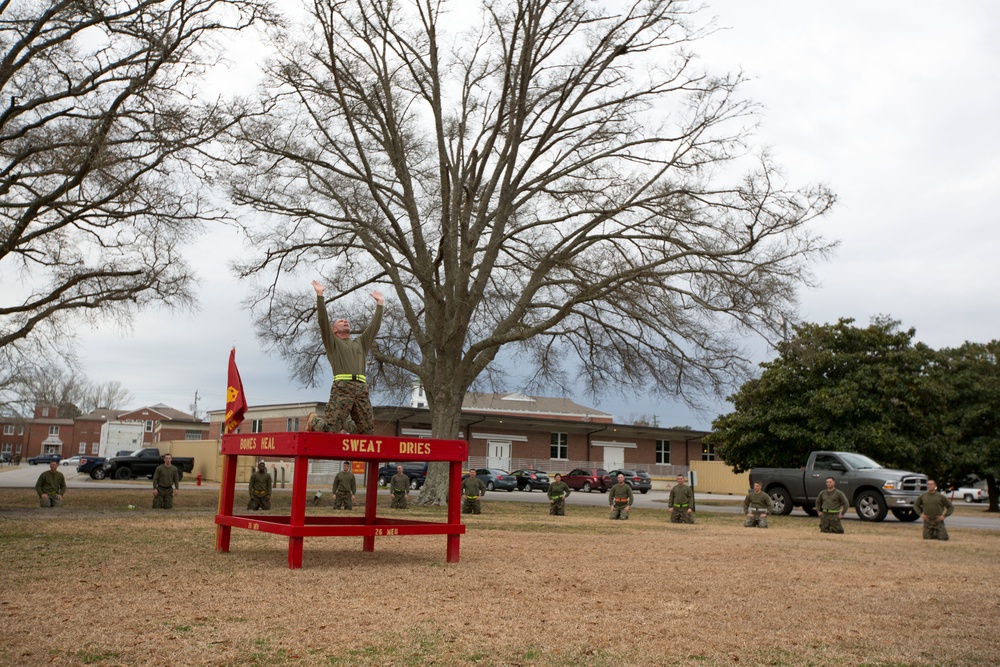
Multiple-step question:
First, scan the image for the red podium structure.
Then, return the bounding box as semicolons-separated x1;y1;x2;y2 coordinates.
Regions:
215;432;468;568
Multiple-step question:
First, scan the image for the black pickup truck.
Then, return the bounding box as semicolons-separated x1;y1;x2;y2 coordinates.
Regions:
103;448;195;481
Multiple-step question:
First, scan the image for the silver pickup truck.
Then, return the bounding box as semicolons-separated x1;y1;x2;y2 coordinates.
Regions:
749;451;928;522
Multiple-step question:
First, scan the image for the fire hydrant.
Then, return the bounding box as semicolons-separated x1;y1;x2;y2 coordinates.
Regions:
196;473;202;486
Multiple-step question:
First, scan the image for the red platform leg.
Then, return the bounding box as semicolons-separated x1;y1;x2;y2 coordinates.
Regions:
363;461;378;552
288;454;309;569
446;460;462;563
216;453;237;553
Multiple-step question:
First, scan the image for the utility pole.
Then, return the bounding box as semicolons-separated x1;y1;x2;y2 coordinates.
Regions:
190;390;200;420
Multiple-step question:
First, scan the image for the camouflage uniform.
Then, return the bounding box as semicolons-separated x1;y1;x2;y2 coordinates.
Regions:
389;472;410;509
816;488;849;533
461;476;487;514
152;464;181;509
743;489;774;528
547;480;571;516
669;482;696;524
35;469;66;508
914;490;954;541
332;469;357;509
310;294;382;435
247;468;272;511
608;482;634;520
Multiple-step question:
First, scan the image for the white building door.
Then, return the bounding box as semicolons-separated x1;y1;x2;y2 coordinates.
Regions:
603;446;625;471
487;441;511;471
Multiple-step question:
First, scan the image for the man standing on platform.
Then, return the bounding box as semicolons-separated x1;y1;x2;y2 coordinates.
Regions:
608;473;634;520
914;479;954;541
306;280;384;435
547;473;571;515
668;474;695;523
389;464;410;509
816;477;849;533
461;469;487;514
152;454;181;509
332;462;357;509
247;461;272;511
35;460;66;508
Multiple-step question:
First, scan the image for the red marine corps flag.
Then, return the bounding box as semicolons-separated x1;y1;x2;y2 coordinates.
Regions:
224;347;248;434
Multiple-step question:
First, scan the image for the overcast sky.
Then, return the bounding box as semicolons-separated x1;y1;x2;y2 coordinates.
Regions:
73;1;1000;429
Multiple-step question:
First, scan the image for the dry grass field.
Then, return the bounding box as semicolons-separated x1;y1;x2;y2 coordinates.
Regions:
1;488;998;667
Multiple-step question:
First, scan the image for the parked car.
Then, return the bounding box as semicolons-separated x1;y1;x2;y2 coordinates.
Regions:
27;453;62;465
466;468;517;492
950;487;988;503
60;455;83;467
103;448;194;480
0;452;12;463
510;469;550;492
376;462;428;489
603;469;652;494
562;468;609;493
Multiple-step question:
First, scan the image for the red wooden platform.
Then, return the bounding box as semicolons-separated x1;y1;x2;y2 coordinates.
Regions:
215;432;468;568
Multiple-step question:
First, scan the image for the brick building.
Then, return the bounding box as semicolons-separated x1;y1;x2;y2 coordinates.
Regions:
2;404;208;461
205;389;709;476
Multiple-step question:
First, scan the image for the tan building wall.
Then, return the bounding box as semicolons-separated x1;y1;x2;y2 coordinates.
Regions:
690;460;750;495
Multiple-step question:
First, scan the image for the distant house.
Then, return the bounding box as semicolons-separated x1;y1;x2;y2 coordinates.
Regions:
205;387;709;475
116;404;209;445
8;404;208;460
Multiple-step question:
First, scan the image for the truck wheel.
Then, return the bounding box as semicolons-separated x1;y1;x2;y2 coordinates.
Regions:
114;467;132;480
964;494;974;503
769;486;793;515
891;508;919;522
409;478;420;490
855;490;888;522
802;506;819;517
91;468;107;480
640;489;648;494
378;476;388;487
582;482;592;493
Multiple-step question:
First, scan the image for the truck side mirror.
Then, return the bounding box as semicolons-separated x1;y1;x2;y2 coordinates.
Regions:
830;463;845;472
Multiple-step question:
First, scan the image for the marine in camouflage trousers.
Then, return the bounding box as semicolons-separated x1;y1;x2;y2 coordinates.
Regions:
462;495;482;514
670;506;694;524
609;505;629;520
819;510;844;533
247;491;271;511
152;486;175;509
334;491;353;510
38;495;63;508
390;491;408;509
549;496;566;516
310;380;374;434
922;517;949;541
744;509;768;528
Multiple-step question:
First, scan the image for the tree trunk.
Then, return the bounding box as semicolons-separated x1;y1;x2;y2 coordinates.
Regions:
986;475;999;513
413;394;465;506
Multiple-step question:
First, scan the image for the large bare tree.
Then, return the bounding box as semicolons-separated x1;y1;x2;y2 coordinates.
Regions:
226;0;836;502
0;0;274;415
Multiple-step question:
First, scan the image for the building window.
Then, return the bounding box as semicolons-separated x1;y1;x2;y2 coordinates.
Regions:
49;425;59;436
79;442;86;454
1;444;11;454
656;440;671;464
18;424;23;435
286;417;300;432
251;419;264;433
550;432;568;460
2;425;13;435
91;443;100;454
145;420;153;432
702;443;716;461
185;430;202;440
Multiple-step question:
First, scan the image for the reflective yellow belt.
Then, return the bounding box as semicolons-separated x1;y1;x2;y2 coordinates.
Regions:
674;503;689;508
334;374;366;382
822;509;841;513
465;495;479;499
